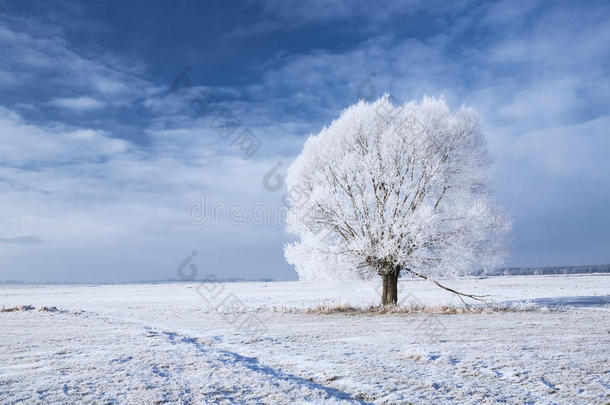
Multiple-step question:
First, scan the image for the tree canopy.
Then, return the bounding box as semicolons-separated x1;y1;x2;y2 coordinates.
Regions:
284;96;509;300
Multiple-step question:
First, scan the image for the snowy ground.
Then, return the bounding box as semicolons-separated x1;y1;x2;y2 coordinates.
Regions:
1;274;609;404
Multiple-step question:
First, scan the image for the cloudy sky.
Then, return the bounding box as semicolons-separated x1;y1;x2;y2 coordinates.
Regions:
0;0;608;282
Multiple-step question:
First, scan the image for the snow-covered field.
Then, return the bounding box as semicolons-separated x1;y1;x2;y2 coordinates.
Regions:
1;274;609;404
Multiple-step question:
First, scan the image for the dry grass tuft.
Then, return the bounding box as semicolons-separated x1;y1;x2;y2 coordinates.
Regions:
38;306;61;312
1;305;77;314
1;305;35;312
301;302;550;315
304;303;360;314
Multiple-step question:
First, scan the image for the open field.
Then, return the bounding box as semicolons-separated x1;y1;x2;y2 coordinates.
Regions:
1;274;609;404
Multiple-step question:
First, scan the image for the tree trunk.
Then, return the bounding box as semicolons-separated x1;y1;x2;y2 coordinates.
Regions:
381;269;399;306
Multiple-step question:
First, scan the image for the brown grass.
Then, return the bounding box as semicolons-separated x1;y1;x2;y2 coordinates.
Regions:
0;305;35;312
302;302;548;315
1;305;77;314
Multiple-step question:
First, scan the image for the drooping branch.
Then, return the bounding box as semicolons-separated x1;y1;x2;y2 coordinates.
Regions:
402;268;490;306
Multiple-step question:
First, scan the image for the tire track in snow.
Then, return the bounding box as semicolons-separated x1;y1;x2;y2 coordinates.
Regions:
152;327;372;404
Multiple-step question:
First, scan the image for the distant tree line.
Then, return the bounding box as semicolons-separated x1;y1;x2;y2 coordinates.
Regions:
481;264;610;276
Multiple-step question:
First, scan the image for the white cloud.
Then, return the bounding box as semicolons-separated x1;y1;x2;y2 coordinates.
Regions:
0;103;291;282
509;115;610;184
0;20;157;107
48;96;106;112
237;0;465;35
0;235;43;244
0;107;127;164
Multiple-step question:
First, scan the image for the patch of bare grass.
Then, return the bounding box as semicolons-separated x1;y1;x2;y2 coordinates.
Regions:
1;305;35;312
1;305;80;314
301;302;553;315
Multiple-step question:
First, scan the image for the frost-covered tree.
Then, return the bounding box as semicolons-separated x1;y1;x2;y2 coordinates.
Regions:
284;96;509;306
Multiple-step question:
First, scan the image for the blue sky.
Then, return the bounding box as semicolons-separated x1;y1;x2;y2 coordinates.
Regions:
0;0;609;282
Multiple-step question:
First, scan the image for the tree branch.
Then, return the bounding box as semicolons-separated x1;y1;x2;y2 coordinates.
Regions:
402;268;490;306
